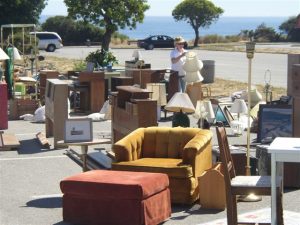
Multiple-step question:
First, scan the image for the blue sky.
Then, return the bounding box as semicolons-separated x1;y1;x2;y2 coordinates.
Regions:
42;0;300;17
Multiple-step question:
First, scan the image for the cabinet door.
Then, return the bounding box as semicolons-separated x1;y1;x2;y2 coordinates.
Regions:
293;97;300;137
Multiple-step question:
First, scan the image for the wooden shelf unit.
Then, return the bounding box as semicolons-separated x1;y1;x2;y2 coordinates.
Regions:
79;71;106;113
111;86;158;143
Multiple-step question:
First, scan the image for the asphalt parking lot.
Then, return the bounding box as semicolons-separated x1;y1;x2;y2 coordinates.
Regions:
1;117;300;225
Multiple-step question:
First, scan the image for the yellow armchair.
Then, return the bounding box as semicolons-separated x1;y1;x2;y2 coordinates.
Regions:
112;126;212;204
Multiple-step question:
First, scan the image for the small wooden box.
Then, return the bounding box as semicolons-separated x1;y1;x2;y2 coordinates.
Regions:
9;99;39;120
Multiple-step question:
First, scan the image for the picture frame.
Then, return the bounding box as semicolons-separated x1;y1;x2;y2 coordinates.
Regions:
213;104;230;127
257;104;292;143
64;118;93;142
224;106;235;124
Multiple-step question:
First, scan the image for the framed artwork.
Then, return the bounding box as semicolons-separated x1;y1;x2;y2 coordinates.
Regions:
64;118;93;142
257;104;292;143
214;105;230;127
224;106;235;124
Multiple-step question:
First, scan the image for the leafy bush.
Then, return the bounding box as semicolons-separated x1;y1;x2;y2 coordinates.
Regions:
85;49;118;68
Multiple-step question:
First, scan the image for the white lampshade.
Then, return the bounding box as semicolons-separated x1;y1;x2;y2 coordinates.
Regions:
132;50;142;60
194;99;215;122
203;100;215;122
231;99;248;114
183;51;204;83
193;100;206;119
13;47;22;60
183;52;201;72
0;48;9;60
165;92;195;113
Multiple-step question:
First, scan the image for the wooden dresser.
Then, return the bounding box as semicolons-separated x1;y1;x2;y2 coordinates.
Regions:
111;86;157;143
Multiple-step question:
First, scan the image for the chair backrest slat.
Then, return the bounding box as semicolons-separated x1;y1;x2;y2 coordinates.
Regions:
216;125;236;184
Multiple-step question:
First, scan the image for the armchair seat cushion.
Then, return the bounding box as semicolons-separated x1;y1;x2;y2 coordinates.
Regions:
112;158;193;178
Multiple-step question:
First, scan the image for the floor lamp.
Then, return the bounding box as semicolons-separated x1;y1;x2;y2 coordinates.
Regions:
240;41;262;202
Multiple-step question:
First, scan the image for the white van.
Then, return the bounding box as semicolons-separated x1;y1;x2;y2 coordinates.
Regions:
30;32;63;52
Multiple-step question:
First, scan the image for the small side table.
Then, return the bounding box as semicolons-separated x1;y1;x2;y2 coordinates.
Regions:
58;139;111;171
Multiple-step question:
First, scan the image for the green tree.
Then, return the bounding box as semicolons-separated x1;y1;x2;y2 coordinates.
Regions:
279;15;300;41
41;16;104;45
172;0;223;47
0;0;47;27
64;0;149;51
253;23;279;42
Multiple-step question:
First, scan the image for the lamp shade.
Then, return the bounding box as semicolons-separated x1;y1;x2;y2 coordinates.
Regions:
132;50;142;60
13;47;22;60
193;100;206;119
183;52;201;72
0;48;9;60
231;99;248;114
183;51;204;83
203;100;215;122
165;92;195;113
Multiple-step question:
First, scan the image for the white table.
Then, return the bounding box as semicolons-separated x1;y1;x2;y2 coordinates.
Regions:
268;137;300;225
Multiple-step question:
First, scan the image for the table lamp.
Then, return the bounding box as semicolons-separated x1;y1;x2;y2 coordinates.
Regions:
230;99;248;135
231;99;248;120
132;50;142;61
0;47;9;82
165;92;195;127
194;99;215;128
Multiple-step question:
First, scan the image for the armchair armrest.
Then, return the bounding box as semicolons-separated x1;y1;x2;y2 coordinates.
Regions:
113;128;145;162
182;130;213;178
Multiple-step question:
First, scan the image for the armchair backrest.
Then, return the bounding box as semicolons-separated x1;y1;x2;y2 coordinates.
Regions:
142;127;202;158
113;126;212;162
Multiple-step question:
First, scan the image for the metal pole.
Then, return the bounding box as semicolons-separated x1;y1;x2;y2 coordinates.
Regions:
246;57;252;176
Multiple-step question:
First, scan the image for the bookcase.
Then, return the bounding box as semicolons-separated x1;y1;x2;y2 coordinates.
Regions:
111;86;157;143
45;79;69;148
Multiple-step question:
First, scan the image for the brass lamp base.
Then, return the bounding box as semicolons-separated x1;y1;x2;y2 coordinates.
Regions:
238;193;262;202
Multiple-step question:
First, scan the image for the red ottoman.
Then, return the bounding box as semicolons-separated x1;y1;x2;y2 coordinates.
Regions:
60;170;171;225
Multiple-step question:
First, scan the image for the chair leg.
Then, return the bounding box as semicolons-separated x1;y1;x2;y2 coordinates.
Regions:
276;189;284;225
232;195;238;225
226;195;238;225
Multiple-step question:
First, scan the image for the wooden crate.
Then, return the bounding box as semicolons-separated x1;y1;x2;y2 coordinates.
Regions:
9;99;39;120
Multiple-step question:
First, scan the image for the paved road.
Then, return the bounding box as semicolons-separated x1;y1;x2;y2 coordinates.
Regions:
44;46;289;88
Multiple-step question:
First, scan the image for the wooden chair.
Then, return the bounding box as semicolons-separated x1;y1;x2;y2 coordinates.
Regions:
215;124;284;225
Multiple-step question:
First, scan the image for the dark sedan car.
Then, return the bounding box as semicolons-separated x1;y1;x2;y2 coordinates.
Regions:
137;35;188;50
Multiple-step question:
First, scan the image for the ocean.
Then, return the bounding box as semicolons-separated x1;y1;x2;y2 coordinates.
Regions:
40;15;288;41
120;16;287;40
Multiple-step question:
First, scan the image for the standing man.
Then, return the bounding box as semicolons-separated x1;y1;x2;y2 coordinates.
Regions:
170;36;187;92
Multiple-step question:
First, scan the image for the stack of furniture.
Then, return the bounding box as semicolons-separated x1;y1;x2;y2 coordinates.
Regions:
112;126;213;204
110;86;157;143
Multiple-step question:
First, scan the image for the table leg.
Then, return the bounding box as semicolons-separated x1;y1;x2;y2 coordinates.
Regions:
80;145;88;172
271;154;276;225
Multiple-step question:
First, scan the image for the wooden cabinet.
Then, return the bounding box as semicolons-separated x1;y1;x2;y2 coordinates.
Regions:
111;86;157;143
0;83;8;129
39;70;59;101
293;97;300;137
287;54;300;96
45;79;69;148
79;71;106;113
